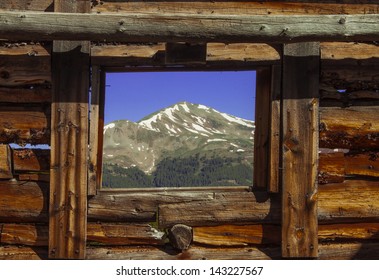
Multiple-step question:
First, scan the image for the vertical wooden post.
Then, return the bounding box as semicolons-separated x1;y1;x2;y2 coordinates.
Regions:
254;67;271;189
281;42;319;258
254;66;281;192
88;66;105;195
49;0;90;259
0;144;12;179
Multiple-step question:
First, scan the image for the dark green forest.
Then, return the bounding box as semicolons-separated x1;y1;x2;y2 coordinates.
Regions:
102;155;253;188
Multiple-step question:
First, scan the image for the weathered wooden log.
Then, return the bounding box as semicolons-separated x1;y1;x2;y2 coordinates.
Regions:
0;223;165;247
321;67;379;92
320;89;379;107
1;12;379;43
86;245;279;260
319;242;379;260
158;191;280;228
320;106;379;149
0;224;48;246
0;55;51;86
319;151;379;184
158;181;379;228
0;43;50;56
2;180;378;225
2;242;379;260
87;223;165;246
0;106;50;144
12;148;50;172
91;43;281;67
0;180;48;223
0;145;12;179
17;173;49;182
86;242;379;260
92;1;379;16
0;246;47;260
193;223;379;247
0;87;51;103
88;187;251;222
169;224;193;251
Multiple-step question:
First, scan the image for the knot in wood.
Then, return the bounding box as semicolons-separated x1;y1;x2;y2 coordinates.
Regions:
169;224;193;251
339;17;346;24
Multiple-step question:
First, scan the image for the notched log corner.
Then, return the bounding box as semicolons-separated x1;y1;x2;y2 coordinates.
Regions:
169;224;193;251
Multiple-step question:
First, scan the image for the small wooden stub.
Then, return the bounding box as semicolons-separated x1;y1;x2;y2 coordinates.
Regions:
169;224;193;251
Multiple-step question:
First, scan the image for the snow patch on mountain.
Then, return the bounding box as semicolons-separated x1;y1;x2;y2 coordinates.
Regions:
207;139;227;143
104;123;115;133
181;103;190;113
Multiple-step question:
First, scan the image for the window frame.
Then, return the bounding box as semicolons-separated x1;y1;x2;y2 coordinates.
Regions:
88;43;281;196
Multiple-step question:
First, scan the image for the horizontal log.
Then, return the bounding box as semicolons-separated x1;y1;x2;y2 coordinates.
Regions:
0;223;165;247
193;223;379;246
2;242;379;260
86;242;379;260
12;148;50;172
320;89;379;107
159;181;379;228
320;106;379;149
86;245;279;260
87;223;165;246
4;180;378;225
88;187;251;222
91;43;281;67
0;54;51;86
319;151;379;184
92;1;379;16
1;12;379;43
0;180;48;223
17;173;49;182
318;181;379;223
0;87;51;103
0;224;48;246
0;246;47;260
0;106;50;144
0;43;50;56
0;144;12;179
158;191;280;228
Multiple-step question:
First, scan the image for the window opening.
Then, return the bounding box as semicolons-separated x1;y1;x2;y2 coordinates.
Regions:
101;71;256;188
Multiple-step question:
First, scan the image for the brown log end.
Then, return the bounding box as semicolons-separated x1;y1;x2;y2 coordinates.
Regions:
169;224;193;251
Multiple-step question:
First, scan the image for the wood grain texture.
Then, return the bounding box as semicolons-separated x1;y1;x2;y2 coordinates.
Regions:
2;180;379;225
88;65;102;196
88;187;251;222
254;67;271;189
0;87;51;103
85;242;379;260
1;12;379;43
0;144;12;179
281;42;319;258
320;106;379;149
0;246;47;260
49;0;90;260
0;224;48;246
0;106;50;145
319;151;379;184
0;54;50;86
269;64;281;193
13;148;50;172
92;1;379;16
0;180;48;223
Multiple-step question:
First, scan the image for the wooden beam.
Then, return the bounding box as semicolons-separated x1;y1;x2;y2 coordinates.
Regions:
0;87;51;103
1;12;379;43
254;67;271;189
281;42;320;258
49;0;90;260
13;148;50;172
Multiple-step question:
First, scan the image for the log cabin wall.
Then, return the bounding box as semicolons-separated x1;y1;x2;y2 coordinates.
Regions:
0;0;379;260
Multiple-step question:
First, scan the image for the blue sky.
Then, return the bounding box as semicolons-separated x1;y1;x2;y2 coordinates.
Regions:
104;71;256;124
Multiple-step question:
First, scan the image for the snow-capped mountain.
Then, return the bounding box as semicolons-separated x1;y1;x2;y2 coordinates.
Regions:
103;101;255;173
